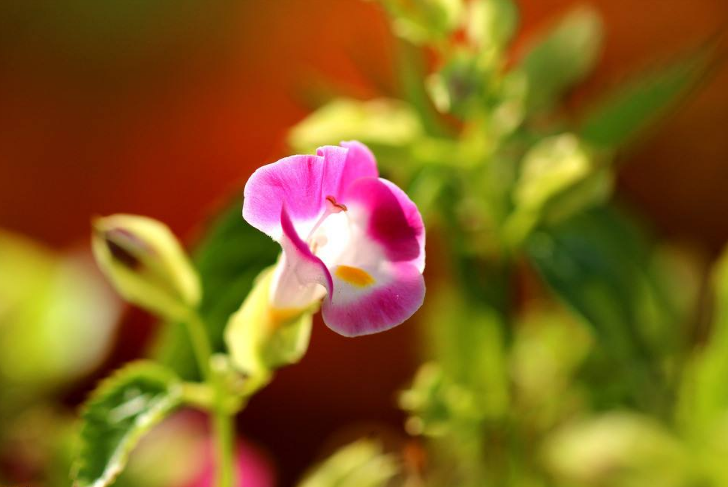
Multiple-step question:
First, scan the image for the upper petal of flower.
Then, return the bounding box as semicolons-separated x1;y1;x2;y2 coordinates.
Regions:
243;141;378;241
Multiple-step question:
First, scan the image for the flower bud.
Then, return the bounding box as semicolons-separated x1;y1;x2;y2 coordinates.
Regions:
224;266;313;379
92;214;201;320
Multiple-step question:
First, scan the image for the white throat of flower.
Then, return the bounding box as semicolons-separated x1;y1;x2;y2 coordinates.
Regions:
269;196;354;313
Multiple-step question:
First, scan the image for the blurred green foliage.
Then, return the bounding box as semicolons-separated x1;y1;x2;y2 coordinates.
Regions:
0;231;119;404
0;231;120;486
287;0;716;485
1;0;720;485
297;440;399;487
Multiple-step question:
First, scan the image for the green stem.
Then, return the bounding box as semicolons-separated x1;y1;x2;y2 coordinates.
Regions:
213;406;237;487
184;312;213;380
184;311;238;487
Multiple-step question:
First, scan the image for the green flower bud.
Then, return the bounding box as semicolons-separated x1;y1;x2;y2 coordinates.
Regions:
92;214;201;320
224;266;313;380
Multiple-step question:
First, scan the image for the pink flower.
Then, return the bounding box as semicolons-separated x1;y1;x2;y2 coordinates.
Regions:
183;442;275;487
243;141;425;336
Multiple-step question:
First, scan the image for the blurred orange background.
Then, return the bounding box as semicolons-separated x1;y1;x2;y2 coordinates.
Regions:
0;0;726;483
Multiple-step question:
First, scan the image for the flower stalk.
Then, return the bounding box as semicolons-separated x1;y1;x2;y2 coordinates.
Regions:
184;310;238;487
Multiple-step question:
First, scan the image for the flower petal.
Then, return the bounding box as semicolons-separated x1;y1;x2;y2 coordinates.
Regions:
342;177;425;272
321;262;425;336
268;205;332;312
243;142;378;241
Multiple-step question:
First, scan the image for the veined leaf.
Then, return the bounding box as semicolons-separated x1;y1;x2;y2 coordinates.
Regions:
153;200;279;380
579;44;712;149
73;361;182;487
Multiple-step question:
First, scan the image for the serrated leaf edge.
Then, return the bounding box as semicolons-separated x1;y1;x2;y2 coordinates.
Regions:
72;361;183;487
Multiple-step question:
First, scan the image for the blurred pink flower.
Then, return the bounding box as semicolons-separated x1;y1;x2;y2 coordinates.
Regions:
181;441;275;487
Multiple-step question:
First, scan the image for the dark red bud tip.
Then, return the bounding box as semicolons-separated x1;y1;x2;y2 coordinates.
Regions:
103;227;151;270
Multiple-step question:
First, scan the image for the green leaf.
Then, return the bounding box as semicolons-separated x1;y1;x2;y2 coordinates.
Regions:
288;98;423;154
526;206;680;411
374;0;464;45
517;6;603;113
579;45;712;148
73;361;182;487
421;285;509;418
543;412;688;486
510;306;593;429
297;439;399;487
153;200;279;380
505;133;612;247
677;248;728;436
466;0;518;53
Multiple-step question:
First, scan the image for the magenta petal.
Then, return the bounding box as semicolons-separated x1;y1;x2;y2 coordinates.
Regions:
343;177;425;271
276;205;333;297
321;262;425;337
243;142;378;240
243;154;323;240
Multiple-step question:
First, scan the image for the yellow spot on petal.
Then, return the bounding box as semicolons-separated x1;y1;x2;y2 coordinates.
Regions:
335;265;375;288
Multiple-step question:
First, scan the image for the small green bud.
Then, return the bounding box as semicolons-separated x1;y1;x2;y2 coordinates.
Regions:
92;214;201;320
224;266;313;379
